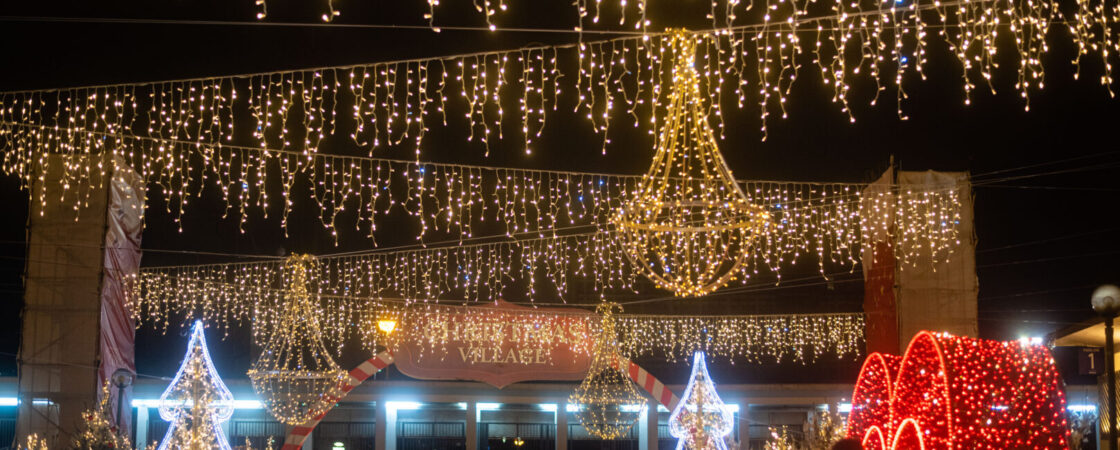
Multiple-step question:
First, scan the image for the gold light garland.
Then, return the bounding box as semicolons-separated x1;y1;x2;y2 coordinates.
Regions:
614;312;865;363
127;171;959;311
247;255;348;426
616;29;771;297
1;0;1097;216
0;120;961;264
128;258;866;362
568;303;645;440
386;307;867;364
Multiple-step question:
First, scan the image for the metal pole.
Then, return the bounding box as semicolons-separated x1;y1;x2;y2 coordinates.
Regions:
1107;316;1117;450
115;384;125;427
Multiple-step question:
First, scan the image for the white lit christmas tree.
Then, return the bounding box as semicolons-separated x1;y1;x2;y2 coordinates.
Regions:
668;352;734;450
157;320;235;450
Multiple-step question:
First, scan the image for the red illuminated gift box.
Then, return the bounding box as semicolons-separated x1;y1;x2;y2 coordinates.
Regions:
847;331;1070;450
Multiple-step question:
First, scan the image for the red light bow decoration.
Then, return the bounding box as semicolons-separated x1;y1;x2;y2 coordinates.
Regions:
847;331;1070;450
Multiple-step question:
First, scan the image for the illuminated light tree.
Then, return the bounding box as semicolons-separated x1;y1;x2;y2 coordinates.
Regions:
20;434;50;450
764;410;846;450
762;427;796;450
158;321;235;450
805;410;846;449
73;382;131;450
669;352;733;450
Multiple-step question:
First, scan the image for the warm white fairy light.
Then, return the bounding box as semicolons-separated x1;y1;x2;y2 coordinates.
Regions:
128;258;867;362
126;173;960;311
2;0;1097;192
614;312;865;363
0;119;961;268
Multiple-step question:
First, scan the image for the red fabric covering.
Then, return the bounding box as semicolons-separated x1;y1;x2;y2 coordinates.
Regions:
863;240;898;355
97;169;144;435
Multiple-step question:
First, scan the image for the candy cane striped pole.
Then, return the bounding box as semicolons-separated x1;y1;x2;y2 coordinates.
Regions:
280;352;395;450
620;358;680;410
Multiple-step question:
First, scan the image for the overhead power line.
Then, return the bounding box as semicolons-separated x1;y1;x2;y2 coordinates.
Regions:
977;227;1120;253
0;15;646;35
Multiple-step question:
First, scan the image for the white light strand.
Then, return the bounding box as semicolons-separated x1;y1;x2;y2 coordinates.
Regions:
131;289;865;363
128;185;958;309
2;0;1089;175
0;121;960;263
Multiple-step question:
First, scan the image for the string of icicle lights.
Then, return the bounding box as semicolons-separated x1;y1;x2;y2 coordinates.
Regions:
129;284;865;363
129;178;960;311
386;305;866;364
3;0;1113;211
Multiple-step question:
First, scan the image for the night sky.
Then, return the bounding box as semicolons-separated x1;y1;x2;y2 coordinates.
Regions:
2;0;1119;386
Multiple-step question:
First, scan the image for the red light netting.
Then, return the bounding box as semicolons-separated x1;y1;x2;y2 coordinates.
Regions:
861;426;888;450
847;331;1070;450
848;352;901;439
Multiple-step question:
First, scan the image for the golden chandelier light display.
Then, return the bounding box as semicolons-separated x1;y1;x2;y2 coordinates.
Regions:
247;255;348;426
568;304;646;440
615;29;770;298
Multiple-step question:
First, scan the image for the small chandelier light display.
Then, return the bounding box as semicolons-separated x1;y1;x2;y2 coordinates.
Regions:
615;29;770;298
669;352;734;450
248;254;348;426
569;303;645;440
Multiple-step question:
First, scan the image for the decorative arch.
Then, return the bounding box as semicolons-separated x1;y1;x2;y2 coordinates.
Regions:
891;331;952;449
280;353;680;450
851;331;1071;450
861;425;887;450
847;352;900;439
890;418;925;450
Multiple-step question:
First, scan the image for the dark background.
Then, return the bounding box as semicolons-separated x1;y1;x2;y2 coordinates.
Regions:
1;0;1118;386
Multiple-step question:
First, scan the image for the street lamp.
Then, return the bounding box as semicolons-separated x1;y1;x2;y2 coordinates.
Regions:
1092;284;1120;450
110;368;136;428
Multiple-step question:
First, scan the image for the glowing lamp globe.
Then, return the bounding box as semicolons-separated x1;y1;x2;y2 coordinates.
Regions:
377;318;398;334
1092;284;1120;316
